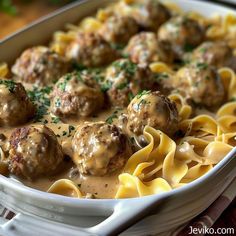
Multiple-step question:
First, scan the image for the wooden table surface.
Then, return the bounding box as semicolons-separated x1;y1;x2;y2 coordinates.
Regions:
0;1;60;39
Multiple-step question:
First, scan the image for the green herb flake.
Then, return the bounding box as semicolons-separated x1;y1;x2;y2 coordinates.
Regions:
113;60;137;76
0;79;16;93
136;90;151;99
51;116;60;124
196;62;208;70
101;81;112;92
27;86;53;122
106;113;118;124
183;44;194;52
128;92;134;101
116;81;128;90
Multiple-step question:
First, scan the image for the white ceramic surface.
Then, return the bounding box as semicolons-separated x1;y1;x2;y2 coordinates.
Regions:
0;0;236;235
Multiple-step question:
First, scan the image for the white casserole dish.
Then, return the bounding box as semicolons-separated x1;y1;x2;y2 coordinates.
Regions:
0;0;236;235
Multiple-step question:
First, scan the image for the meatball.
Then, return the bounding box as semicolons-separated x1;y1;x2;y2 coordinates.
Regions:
173;62;225;107
125;32;174;65
8;125;64;179
129;0;170;31
72;122;132;176
99;15;139;44
127;91;178;136
192;41;236;69
103;59;153;107
65;33;117;67
12;46;69;86
158;16;205;59
0;79;35;127
50;71;104;117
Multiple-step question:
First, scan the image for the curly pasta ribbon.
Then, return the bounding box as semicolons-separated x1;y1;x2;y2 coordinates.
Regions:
115;174;171;198
179;115;220;137
168;93;192;121
47;179;83;198
0;63;9;78
218;68;236;101
217;102;236;133
149;62;174;74
79;17;102;32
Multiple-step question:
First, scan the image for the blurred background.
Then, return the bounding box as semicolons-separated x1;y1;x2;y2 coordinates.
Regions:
0;0;77;39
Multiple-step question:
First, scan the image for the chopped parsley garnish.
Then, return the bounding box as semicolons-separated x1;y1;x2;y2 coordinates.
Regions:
199;47;207;53
134;98;150;111
183;44;194;52
101;80;112;92
106;113;118;124
0;79;16;93
27;86;53;122
51;116;60;124
57;72;83;92
105;109;121;124
113;60;137;76
111;43;125;51
229;97;236;102
128;92;134;101
136;90;151;99
116;81;128;90
71;61;87;71
196;62;208;70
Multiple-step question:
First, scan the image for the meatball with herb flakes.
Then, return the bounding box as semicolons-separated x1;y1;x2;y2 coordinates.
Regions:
12;46;69;86
127;91;178;136
99;15;139;44
65;32;117;67
191;41;236;70
103;59;154;107
72;121;132;176
173;62;225;108
8;125;64;179
125;32;174;65
0;79;35;127
158;16;205;59
128;0;171;31
50;71;104;118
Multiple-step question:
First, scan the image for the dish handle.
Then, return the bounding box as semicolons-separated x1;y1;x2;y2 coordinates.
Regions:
0;197;163;236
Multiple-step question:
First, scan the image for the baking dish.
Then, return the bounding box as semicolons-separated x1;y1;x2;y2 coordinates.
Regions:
0;0;236;235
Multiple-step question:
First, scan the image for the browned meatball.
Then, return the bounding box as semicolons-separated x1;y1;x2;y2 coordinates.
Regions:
0;79;35;127
12;46;69;86
174;63;225;107
158;16;205;59
125;32;174;65
103;59;154;107
192;41;236;69
72;122;132;176
127;91;178;136
50;71;104;118
65;33;117;67
99;15;139;44
8;125;64;179
129;0;170;31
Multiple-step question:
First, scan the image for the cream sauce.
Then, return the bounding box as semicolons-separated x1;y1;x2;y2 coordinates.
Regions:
0;98;126;199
